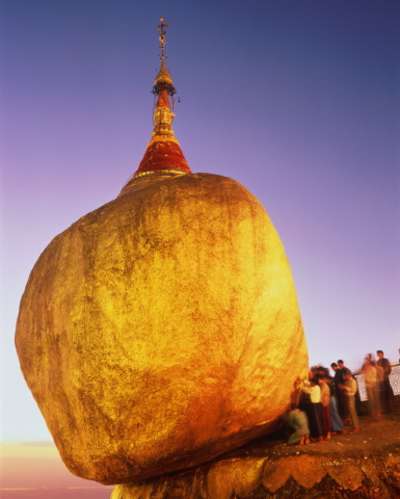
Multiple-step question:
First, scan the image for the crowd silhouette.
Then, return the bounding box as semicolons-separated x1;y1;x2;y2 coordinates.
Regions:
286;350;396;445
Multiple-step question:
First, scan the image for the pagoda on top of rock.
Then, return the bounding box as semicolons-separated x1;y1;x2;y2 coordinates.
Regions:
134;17;191;179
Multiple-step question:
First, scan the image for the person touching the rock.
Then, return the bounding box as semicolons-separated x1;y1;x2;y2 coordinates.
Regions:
300;371;323;441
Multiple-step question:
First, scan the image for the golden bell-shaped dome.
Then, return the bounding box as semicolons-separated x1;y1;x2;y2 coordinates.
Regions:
154;61;174;89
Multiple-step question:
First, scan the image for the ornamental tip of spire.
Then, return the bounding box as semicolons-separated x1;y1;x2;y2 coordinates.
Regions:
153;16;176;95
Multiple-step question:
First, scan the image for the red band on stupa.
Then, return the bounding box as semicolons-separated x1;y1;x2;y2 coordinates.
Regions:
135;140;191;176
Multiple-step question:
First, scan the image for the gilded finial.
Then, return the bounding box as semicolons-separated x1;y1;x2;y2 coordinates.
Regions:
153;17;175;96
158;16;168;65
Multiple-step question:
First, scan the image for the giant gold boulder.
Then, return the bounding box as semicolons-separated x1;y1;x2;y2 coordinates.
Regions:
16;172;308;484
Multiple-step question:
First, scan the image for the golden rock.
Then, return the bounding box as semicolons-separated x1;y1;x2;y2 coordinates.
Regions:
15;172;308;484
16;16;308;485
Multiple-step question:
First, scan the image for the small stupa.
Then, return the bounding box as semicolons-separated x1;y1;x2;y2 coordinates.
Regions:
120;16;191;196
15;17;308;486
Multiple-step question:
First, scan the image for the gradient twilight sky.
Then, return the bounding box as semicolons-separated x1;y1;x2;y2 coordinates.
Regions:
1;0;399;442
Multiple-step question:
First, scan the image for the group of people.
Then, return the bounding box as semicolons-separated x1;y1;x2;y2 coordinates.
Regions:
286;351;395;445
360;350;394;418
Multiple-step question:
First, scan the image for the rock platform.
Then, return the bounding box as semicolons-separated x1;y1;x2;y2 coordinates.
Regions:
111;413;400;498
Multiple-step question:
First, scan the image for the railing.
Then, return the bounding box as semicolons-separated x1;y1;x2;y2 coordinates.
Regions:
355;364;400;401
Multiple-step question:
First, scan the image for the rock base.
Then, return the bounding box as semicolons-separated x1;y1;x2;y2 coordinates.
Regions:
111;415;400;498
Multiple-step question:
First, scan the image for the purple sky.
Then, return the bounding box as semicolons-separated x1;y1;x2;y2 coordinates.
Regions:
1;0;399;441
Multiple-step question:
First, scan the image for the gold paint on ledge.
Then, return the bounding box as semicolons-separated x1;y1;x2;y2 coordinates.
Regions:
147;134;180;146
134;169;187;179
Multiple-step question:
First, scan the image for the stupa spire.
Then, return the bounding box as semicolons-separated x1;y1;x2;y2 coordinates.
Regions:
159;16;168;66
133;17;191;179
153;17;175;96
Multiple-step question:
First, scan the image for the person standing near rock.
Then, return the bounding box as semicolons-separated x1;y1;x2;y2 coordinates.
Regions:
340;373;360;432
337;359;352;378
376;350;394;413
338;359;363;417
331;361;348;420
318;375;332;440
324;365;343;433
361;354;381;419
331;363;342;415
300;372;324;441
328;380;344;434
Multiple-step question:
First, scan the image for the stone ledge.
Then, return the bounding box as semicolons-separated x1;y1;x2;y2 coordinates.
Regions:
111;415;400;498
